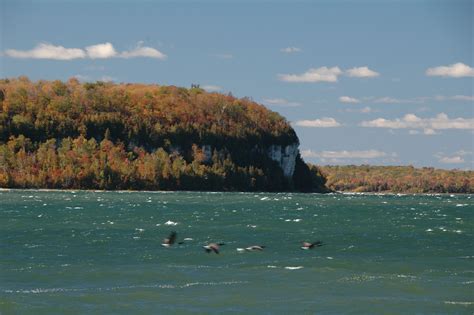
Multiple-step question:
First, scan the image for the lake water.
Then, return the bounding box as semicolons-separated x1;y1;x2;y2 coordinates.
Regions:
1;190;473;314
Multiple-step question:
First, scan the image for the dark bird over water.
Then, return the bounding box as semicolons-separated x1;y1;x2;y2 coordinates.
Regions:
203;243;225;254
301;241;324;250
161;231;184;247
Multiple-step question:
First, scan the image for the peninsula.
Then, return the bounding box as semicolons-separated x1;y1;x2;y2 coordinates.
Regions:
0;77;327;192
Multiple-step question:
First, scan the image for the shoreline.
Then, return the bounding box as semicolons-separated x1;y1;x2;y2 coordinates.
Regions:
0;187;472;196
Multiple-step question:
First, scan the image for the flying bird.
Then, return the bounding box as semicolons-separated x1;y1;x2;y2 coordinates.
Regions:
161;231;184;247
203;242;225;254
301;241;324;250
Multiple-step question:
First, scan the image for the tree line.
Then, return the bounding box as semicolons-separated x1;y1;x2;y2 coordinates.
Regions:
320;165;473;193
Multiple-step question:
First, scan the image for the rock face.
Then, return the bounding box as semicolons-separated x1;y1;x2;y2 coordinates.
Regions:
199;143;299;177
267;143;299;177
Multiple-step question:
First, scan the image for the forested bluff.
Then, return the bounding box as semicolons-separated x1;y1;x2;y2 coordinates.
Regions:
0;78;471;193
0;77;327;192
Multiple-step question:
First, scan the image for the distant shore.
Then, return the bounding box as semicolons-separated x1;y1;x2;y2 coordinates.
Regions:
320;165;473;194
1;187;472;195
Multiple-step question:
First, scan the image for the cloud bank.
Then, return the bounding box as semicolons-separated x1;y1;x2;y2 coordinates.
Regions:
339;96;360;103
4;42;167;60
426;62;474;78
345;66;379;78
279;66;379;83
361;113;474;134
293;117;341;127
301;149;387;159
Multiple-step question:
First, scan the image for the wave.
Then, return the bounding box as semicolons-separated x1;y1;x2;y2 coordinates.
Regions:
444;301;474;306
3;281;249;295
284;266;304;270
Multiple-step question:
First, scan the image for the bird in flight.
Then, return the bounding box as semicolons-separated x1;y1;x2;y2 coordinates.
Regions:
161;231;184;247
301;241;324;250
203;242;225;254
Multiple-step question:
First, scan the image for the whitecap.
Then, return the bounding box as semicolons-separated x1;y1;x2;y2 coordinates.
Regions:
285;266;304;270
444;301;474;306
267;265;277;268
293;219;302;222
164;220;178;226
260;197;269;201
183;238;193;241
135;228;145;233
326;257;334;260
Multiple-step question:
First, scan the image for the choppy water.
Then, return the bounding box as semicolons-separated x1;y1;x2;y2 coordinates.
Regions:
1;190;473;314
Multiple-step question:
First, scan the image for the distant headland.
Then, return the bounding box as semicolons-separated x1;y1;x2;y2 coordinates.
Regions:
0;77;327;192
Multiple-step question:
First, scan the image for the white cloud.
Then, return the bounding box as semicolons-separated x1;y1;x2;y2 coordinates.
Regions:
4;43;86;60
372;96;419;104
86;42;117;59
426;62;474;78
301;149;387;159
345;66;379;78
281;47;301;53
279;66;380;83
263;98;301;107
5;42;166;60
201;85;222;92
362;95;473;104
361;113;474;133
293;117;341;128
120;43;167;59
439;156;464;164
339;96;360;103
278;66;342;83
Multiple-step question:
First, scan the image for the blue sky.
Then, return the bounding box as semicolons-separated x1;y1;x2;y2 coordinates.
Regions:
1;0;473;169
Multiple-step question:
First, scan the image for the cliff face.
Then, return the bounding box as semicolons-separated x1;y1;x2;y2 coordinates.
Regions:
0;78;324;192
267;144;299;177
200;143;300;178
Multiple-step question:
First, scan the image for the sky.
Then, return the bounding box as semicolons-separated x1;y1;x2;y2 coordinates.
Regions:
1;0;473;169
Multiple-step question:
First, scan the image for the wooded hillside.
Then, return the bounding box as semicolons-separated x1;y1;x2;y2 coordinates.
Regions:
0;77;326;192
